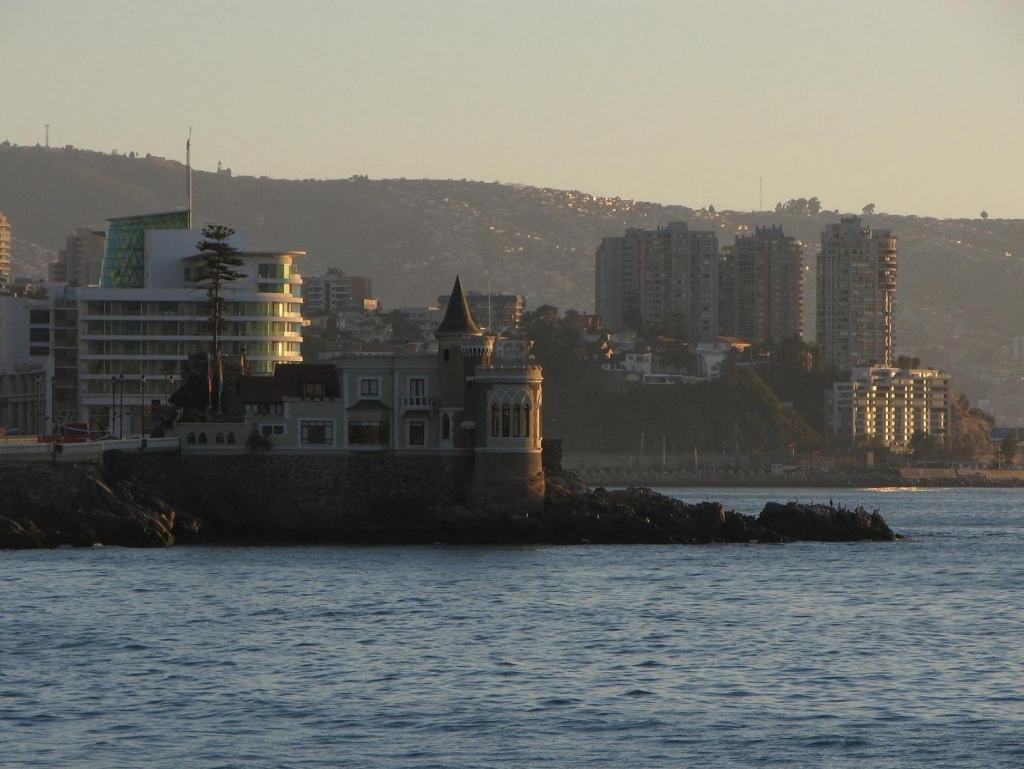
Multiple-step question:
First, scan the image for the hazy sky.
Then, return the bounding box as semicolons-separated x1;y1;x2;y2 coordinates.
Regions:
3;0;1022;218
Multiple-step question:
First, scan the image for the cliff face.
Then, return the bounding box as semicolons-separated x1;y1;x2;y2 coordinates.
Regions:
0;457;899;549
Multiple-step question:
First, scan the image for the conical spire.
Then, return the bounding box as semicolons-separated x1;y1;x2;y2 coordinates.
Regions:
435;275;481;336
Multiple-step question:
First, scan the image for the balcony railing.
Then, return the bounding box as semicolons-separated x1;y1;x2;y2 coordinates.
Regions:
401;395;434;414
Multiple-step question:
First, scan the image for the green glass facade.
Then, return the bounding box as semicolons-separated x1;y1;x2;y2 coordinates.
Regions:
99;211;191;288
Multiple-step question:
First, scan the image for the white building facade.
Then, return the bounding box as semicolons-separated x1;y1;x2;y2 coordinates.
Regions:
825;366;951;450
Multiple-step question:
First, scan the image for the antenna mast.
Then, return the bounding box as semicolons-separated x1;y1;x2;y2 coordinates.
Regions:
186;127;193;228
45;124;50;149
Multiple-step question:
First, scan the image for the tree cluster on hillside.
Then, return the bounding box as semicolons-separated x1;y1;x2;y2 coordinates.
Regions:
774;197;822;216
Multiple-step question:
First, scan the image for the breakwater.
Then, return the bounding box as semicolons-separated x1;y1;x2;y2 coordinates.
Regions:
0;452;900;548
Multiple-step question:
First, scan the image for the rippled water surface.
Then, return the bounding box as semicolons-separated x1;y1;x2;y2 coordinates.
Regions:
3;487;1024;767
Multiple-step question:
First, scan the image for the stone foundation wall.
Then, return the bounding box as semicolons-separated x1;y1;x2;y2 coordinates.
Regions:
471;450;545;513
108;451;478;535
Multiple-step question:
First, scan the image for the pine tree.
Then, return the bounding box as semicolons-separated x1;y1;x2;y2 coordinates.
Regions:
196;225;245;410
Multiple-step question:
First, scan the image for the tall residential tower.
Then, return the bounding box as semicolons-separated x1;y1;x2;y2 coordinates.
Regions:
719;225;803;343
0;210;11;292
817;216;897;369
596;221;718;337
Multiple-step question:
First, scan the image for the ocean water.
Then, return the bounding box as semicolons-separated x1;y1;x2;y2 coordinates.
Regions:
2;487;1024;768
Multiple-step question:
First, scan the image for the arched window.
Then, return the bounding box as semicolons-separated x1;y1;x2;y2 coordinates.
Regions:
491;403;500;437
502;404;510;437
523;403;531;437
216;432;225;445
513;404;521;437
187;432;196;445
441;413;451;441
227;432;236;444
198;432;208;444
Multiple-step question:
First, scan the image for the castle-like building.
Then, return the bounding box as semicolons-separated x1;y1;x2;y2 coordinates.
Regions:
230;277;545;509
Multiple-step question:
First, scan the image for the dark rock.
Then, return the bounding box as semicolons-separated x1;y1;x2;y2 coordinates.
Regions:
757;501;899;542
0;516;52;549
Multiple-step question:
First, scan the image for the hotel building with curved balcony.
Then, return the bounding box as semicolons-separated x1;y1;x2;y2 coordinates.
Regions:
0;210;305;436
76;212;304;434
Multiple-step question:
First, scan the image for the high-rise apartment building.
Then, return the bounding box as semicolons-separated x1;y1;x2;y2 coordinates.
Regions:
817;216;897;369
596;221;718;337
719;226;802;343
302;268;374;315
48;227;106;286
0;210;12;292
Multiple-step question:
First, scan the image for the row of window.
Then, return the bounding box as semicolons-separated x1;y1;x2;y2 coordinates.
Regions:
83;320;301;337
186;431;238;445
83;301;301;318
491;403;531;438
84;340;301;356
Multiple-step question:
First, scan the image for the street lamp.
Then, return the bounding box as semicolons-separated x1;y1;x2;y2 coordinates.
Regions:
34;374;41;436
140;374;147;438
111;374;117;437
119;373;125;439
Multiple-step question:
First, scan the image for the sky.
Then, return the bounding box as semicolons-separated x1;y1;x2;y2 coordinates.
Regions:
2;0;1022;219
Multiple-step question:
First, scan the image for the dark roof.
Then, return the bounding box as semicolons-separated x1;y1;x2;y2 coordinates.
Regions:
238;363;339;402
435;275;481;336
346;399;392;412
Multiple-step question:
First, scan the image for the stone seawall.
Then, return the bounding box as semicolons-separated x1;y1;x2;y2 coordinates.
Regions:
106;450;477;538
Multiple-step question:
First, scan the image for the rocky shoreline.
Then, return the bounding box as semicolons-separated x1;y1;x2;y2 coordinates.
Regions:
0;466;899;549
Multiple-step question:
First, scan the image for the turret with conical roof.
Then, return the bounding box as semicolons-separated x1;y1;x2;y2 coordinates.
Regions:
435;275;481;337
435;276;488;449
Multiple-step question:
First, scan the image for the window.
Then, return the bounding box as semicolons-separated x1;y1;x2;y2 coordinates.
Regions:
359;378;379;397
349;421;389;446
409;421;425;446
30;347;49;357
301;420;334;445
261;424;285;437
198;432;208;444
408;378;425;397
259;263;287;279
441;413;451;441
489;390;534;439
30;310;49;324
303;382;325;399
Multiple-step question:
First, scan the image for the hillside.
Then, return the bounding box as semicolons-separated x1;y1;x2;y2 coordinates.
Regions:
1;142;1023;415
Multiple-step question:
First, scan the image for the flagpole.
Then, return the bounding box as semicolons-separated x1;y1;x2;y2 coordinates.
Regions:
186;127;193;229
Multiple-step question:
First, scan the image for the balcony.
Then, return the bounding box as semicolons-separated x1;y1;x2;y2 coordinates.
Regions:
401;395;435;415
